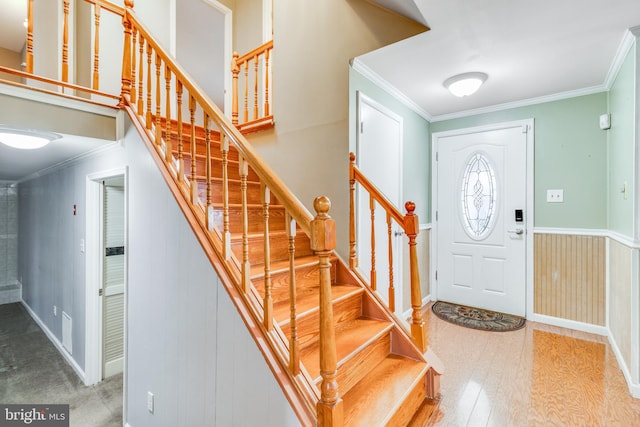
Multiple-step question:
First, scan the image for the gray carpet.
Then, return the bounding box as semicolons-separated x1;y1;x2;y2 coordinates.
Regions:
0;303;123;427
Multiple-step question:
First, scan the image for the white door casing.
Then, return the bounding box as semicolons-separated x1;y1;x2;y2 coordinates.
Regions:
356;91;404;316
85;168;128;387
433;120;533;317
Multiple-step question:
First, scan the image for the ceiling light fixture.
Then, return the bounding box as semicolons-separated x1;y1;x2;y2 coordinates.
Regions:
0;127;60;150
444;72;488;97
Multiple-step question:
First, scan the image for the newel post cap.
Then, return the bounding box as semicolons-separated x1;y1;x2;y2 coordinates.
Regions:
404;201;420;235
311;196;336;252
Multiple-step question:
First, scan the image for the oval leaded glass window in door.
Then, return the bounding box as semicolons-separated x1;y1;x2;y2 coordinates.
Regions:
460;152;498;240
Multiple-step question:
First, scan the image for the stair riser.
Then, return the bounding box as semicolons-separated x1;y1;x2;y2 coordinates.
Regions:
197;180;263;205
253;261;337;301
168;135;240;161
329;333;391;397
281;292;363;350
231;233;313;265
210;207;288;234
386;375;428;427
183;156;260;182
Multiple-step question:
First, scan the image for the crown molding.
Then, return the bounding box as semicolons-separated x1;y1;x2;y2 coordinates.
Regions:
351;57;432;122
604;27;638;90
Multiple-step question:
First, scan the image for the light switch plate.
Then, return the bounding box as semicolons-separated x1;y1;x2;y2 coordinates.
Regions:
547;189;564;203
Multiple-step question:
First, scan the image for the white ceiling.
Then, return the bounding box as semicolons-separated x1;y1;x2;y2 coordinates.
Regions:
362;0;640;119
0;134;114;181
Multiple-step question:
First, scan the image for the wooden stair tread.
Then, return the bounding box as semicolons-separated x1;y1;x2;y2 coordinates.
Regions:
342;355;428;427
300;317;392;382
274;285;362;323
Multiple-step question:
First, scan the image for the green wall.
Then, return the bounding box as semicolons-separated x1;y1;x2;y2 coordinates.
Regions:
431;93;609;229
349;67;431;222
607;45;636;236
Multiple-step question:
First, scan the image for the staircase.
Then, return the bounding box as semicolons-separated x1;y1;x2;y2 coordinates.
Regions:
166;126;440;425
13;1;441;424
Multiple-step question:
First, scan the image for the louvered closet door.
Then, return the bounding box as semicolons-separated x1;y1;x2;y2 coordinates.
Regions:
103;184;125;378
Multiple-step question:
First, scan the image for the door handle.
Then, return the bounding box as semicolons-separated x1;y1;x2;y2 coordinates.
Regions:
507;228;524;235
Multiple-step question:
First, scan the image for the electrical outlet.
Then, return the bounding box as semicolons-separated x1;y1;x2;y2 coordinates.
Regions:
53;305;57;316
147;391;154;413
546;189;564;203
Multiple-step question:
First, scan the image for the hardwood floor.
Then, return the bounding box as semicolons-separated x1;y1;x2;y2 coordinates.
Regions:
422;303;640;426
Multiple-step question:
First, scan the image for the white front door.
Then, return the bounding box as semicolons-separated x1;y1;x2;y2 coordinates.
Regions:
434;121;531;317
356;92;403;315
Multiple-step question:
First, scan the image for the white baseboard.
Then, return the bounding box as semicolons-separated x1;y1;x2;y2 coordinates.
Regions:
608;329;640;398
527;312;609;336
403;294;432;319
20;300;86;383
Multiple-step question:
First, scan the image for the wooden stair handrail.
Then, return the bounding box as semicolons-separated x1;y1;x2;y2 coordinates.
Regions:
127;13;311;233
349;152;428;352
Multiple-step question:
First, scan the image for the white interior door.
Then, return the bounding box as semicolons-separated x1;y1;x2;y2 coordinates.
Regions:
434;122;530;317
356;92;403;315
102;179;125;378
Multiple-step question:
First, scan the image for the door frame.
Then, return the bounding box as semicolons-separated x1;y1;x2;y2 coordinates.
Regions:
85;167;128;386
431;119;534;317
356;90;404;316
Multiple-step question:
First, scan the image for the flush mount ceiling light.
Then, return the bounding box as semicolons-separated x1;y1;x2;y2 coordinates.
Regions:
0;127;61;150
444;72;488;97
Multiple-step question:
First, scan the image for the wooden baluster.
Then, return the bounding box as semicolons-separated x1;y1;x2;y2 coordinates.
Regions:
262;183;273;330
243;62;249;123
312;196;343;426
205;115;213;230
286;214;299;374
26;0;33;73
264;47;270;116
239;157;250;292
253;54;259;120
221;135;231;259
231;52;239;126
189;96;198;203
93;4;101;90
61;0;70;84
370;195;377;291
165;65;172;162
154;53;161;145
176;81;184;178
405;202;427;352
387;212;395;313
137;35;144;114
129;25;136;103
119;2;134;107
145;42;152;128
349;153;357;269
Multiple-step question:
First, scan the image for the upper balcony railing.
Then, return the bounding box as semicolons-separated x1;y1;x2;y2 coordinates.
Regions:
232;40;274;133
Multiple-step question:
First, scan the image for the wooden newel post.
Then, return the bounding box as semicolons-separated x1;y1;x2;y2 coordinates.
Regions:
404;201;428;353
119;1;135;107
311;196;343;427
